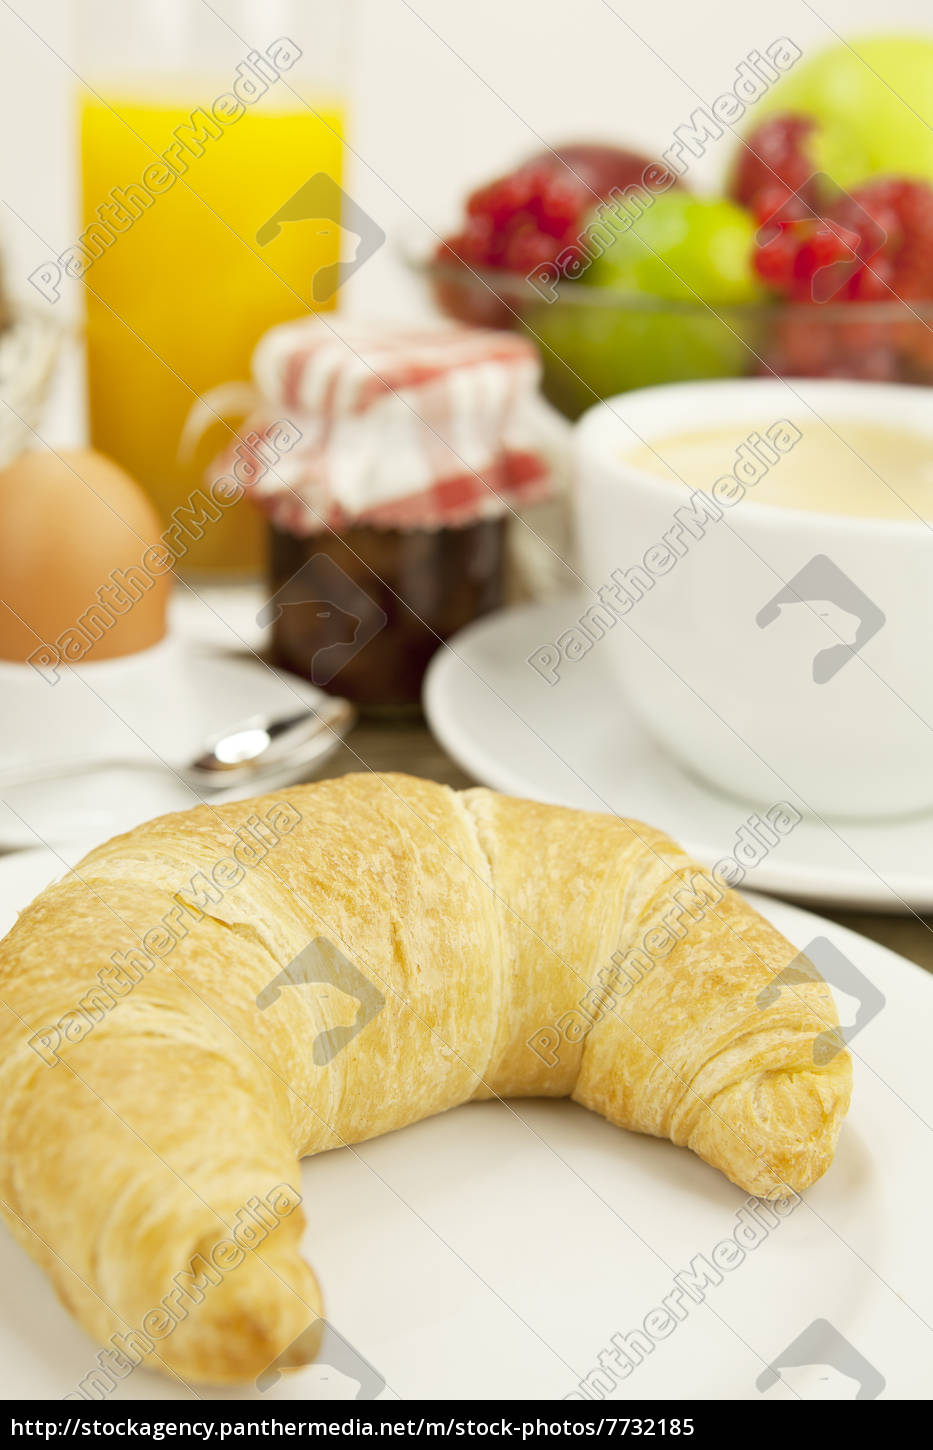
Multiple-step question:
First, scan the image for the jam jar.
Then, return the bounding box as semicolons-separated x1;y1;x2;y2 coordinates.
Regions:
267;516;507;711
208;316;557;711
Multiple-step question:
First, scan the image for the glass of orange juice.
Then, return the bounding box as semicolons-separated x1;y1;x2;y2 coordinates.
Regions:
77;1;353;575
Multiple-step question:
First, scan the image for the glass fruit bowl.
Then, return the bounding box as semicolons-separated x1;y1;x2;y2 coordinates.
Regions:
420;255;933;420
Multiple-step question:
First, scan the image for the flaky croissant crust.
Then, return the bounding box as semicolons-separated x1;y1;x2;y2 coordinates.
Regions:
0;774;850;1385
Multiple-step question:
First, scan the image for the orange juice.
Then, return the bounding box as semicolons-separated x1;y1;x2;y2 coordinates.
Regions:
80;95;344;573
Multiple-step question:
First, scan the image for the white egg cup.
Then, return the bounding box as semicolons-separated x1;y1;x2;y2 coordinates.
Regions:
0;635;191;774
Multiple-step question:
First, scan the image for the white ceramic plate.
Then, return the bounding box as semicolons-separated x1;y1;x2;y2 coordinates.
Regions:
0;843;930;1400
0;645;331;853
425;599;933;914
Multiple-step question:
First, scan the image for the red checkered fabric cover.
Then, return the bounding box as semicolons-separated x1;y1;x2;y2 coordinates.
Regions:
210;316;558;534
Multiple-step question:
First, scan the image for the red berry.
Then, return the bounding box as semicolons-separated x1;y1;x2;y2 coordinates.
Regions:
792;220;862;302
831;177;933;300
753;214;860;303
468;172;533;228
534;176;585;238
731;114;820;215
753;221;798;290
847;256;894;301
752;185;811;231
502;224;566;274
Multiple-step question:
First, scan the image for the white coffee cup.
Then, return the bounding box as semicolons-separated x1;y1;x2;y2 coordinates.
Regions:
574;379;933;820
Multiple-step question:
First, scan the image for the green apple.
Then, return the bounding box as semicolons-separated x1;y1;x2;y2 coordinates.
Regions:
519;193;762;413
748;34;933;188
584;192;762;303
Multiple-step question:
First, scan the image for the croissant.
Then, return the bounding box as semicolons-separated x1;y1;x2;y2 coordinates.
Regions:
0;773;850;1386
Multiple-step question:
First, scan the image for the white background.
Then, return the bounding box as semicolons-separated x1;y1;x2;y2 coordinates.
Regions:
1;0;930;437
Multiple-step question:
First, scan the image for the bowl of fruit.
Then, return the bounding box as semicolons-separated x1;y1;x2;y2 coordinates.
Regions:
421;36;933;418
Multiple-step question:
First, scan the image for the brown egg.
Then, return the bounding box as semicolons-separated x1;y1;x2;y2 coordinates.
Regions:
0;448;171;665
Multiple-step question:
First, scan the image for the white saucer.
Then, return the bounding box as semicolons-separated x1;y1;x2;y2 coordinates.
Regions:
0;842;930;1398
425;598;933;914
0;645;330;854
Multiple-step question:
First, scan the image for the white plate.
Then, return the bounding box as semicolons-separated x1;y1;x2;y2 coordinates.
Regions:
0;645;330;853
0;843;931;1400
425;599;933;914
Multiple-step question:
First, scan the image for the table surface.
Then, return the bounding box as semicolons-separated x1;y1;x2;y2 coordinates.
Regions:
323;717;933;977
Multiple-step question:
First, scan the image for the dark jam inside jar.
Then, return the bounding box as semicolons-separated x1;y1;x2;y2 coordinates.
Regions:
267;518;507;712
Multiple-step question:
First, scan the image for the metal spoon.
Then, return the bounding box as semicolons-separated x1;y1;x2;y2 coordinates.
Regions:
0;696;356;795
